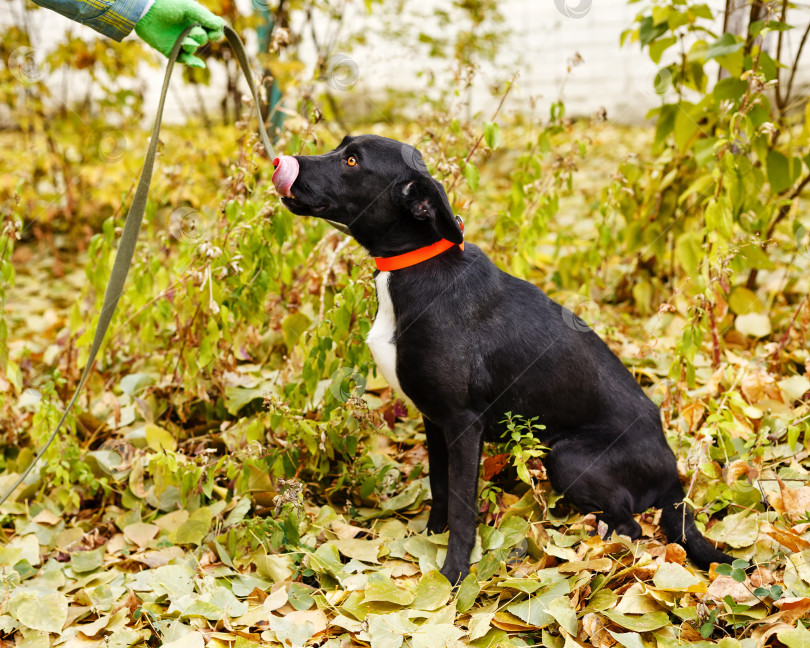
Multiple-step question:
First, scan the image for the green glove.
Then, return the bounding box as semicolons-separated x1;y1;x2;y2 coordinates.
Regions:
135;0;225;68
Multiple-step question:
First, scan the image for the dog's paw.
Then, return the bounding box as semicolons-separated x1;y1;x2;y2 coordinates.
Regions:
440;564;469;586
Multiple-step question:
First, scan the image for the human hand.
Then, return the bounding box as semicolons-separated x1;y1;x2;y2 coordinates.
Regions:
134;0;225;68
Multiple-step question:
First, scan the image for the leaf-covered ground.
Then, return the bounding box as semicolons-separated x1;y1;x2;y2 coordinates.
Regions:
2;119;810;648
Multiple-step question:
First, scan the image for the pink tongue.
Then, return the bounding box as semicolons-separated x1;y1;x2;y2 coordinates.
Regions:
272;155;299;198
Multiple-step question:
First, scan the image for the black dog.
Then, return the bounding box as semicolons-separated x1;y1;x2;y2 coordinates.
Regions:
272;134;733;583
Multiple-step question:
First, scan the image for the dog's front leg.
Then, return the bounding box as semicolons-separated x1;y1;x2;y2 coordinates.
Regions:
424;417;449;534
439;413;484;584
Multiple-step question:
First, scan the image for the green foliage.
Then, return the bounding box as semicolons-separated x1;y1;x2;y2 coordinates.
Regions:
616;0;810;386
499;412;548;485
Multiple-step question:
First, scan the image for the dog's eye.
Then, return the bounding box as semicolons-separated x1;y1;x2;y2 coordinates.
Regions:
346;156;358;167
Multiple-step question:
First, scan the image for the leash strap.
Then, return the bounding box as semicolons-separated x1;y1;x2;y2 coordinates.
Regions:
0;26;275;505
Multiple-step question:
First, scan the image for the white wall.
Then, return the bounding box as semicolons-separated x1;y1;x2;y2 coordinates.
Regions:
3;0;810;126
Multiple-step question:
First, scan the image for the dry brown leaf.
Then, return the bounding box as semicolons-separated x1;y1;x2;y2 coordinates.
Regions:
749;566;775;588
582;612;614;648
492;611;540;632
724;460;759;486
131;547;185;568
741;368;780;404
123;522;159;548
558;558;613;573
679;621;704;642
760;522;810;553
706;575;757;604
681;402;706;432
664;543;687;565
751;621;795;648
770;477;810;522
31;510;61;526
773;597;810;625
329;519;366;540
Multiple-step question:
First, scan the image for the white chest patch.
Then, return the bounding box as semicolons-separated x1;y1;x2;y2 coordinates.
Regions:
366;272;405;396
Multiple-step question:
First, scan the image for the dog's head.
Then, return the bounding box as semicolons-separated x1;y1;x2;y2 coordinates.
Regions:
271;135;463;256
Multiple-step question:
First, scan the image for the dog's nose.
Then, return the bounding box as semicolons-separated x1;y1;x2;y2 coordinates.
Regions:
271;155;299;198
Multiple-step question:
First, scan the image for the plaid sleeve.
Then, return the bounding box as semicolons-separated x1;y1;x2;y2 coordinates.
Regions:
32;0;151;41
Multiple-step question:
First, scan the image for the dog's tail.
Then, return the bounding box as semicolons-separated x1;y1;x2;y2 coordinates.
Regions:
659;494;733;569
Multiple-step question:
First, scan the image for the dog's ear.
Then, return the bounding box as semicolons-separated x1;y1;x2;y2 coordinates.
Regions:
394;174;464;244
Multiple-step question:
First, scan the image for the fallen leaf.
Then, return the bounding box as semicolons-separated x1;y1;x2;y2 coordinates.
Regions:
608;630;645;648
123;522;159;548
664;543;687;564
601;610;670;632
778;375;810;403
735;313;771;338
363;575;414;606
31;510;61;526
704;510;759;548
761;522;810;553
774;597;810;625
681;402;706;432
333;537;383;563
411;570;452;611
771;477;810;522
9;588;68;633
161;632;205;648
614;583;662;615
652;562;706;593
706;575;757;604
558;558;613;573
582;612;616;648
778;624;810;648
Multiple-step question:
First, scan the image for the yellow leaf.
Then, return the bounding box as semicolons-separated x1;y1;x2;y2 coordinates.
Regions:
145;423;177;452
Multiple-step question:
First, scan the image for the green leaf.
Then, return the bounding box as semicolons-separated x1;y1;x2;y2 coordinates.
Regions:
70;547;104;573
145;423;177;452
609;631;646;648
767;150;802;195
749;20;793;36
728;287;763;315
639;16;668;47
675;231;702;275
602;610;671;632
704;34;744;59
484;122;501;150
288;583;315;611
281;312;312;352
412;570;452;611
364;574;414;606
652;562;705;591
175;507;213;546
547;596;577;636
704;510;759;548
705;198;734;240
506;579;570;628
778;626;810;648
673;106;702;153
9;588;68;633
455;574;480;613
464;163;480;192
649;36;677;64
332;538;383;563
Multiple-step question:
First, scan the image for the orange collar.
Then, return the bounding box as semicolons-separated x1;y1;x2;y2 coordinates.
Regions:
374;218;465;272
